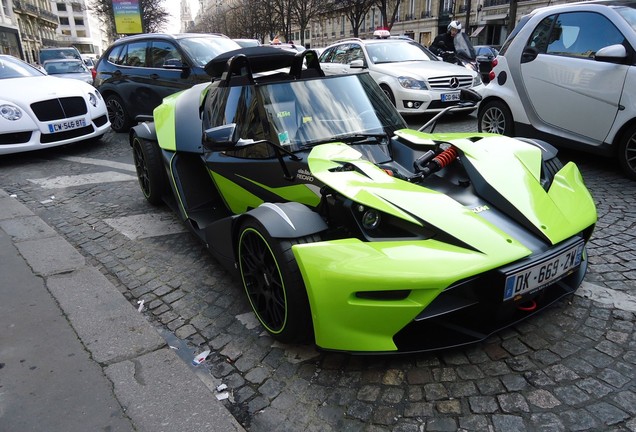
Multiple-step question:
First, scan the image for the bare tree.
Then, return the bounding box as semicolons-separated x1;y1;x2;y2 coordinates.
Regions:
333;0;375;37
89;0;170;40
375;0;401;30
290;0;324;46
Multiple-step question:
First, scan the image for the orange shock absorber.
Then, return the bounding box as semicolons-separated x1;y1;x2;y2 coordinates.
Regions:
420;145;458;177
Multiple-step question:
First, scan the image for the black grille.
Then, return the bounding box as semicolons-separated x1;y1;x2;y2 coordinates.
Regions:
31;97;88;121
0;131;32;145
40;125;95;143
93;114;108;127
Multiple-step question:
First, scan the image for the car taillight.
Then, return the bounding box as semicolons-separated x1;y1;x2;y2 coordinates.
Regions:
491;58;498;68
489;70;496;82
91;68;97;80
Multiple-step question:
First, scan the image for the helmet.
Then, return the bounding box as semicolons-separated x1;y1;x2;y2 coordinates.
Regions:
448;20;462;32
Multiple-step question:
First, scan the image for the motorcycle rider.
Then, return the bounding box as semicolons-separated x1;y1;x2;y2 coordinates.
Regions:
430;20;462;61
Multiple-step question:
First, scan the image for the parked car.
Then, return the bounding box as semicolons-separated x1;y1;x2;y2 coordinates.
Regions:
93;33;241;132
42;59;93;84
319;37;482;116
473;45;500;83
129;47;596;353
474;45;500;58
477;0;636;179
38;46;82;65
0;55;109;155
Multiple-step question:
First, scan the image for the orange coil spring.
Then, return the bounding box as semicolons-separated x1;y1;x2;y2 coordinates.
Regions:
433;146;458;168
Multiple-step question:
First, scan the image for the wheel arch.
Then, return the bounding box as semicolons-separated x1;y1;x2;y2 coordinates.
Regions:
130;121;157;146
611;116;636;156
237;202;327;240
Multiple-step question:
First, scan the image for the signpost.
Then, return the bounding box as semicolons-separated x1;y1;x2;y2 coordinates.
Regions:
113;0;143;35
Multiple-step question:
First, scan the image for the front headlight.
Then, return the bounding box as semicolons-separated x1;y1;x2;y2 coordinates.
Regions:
0;104;22;120
398;76;428;90
89;92;98;107
473;74;482;86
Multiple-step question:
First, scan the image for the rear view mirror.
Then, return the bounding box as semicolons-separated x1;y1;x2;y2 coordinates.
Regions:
203;123;239;149
350;59;365;69
595;44;627;64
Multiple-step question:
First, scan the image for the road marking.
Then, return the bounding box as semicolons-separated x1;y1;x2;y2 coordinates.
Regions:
103;213;186;240
60;156;136;172
576;281;636;312
27;171;136;188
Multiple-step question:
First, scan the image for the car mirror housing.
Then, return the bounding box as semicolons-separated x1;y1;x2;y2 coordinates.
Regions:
203;123;239;149
595;44;627;64
350;59;365;69
163;59;187;69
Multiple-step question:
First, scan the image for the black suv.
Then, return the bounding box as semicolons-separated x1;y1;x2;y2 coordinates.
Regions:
94;33;240;132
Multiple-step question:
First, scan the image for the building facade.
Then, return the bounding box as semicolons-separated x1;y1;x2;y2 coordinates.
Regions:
0;0;22;57
50;0;108;56
7;0;58;63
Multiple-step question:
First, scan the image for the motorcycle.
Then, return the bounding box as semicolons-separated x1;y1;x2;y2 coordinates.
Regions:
437;33;479;72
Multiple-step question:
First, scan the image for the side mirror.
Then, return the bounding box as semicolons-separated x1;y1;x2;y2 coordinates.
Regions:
459;88;483;104
595;44;627;64
521;46;539;64
203;123;239;149
349;59;365;69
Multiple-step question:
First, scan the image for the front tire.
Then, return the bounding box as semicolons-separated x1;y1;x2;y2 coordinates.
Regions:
132;135;167;205
238;218;316;343
380;84;396;106
478;100;514;136
618;124;636;180
105;94;133;133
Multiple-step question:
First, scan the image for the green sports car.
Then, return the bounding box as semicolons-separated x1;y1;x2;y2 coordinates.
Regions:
130;47;597;353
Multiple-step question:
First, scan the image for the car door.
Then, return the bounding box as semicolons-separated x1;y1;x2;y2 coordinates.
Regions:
519;11;629;142
319;43;351;75
148;40;196;97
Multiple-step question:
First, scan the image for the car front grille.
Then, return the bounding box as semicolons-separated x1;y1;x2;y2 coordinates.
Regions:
31;97;88;121
40;125;95;143
428;75;474;90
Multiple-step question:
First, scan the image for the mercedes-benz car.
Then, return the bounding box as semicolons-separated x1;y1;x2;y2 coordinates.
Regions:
129;47;596;353
478;0;636;179
319;37;483;116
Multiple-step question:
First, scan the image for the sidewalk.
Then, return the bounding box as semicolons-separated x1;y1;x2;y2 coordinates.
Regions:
0;189;244;431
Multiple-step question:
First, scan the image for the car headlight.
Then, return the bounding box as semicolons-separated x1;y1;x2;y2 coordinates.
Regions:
353;204;433;240
473;74;482;86
89;92;98;107
0;104;22;121
397;76;428;90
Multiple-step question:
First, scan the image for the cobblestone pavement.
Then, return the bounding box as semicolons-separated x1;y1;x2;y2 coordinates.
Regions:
1;114;634;431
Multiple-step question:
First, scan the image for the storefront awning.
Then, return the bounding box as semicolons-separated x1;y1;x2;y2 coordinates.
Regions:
471;26;485;37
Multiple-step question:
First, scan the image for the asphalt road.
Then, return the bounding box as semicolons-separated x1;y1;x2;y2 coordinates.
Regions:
1;114;634;431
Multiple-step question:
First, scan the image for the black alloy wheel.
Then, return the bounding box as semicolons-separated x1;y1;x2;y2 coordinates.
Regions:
619;124;636;180
131;135;167;205
105;94;133;133
238;218;316;343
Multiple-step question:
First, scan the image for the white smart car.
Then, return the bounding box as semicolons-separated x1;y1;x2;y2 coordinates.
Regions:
477;0;636;179
0;55;110;155
319;37;482;115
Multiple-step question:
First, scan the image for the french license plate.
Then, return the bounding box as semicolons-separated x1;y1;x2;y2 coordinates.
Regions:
503;242;584;301
48;118;86;133
441;92;460;102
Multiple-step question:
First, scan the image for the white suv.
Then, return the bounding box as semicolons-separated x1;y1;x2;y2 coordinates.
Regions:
319;38;482;116
477;0;636;179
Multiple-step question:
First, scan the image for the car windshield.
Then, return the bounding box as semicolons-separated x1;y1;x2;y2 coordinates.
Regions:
366;41;438;64
179;36;241;66
40;48;81;62
44;60;88;74
258;74;407;152
616;4;636;32
0;56;44;79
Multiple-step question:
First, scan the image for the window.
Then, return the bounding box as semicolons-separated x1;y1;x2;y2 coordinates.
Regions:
75;18;84;26
123;42;147;67
59;17;69;25
107;45;124;64
149;41;181;68
61;30;71;36
57;2;66;11
530;12;626;58
71;3;82;12
76;30;86;37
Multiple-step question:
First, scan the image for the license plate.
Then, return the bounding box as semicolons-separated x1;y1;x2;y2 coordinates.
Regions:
441;92;460;102
48;118;86;133
503;242;584;301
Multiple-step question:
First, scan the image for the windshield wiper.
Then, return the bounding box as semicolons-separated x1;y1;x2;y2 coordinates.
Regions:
302;133;387;148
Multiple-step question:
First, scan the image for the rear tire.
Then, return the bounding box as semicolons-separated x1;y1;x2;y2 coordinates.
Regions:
618;124;636;180
105;94;133;133
478;100;514;136
238;218;317;343
132;135;167;205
